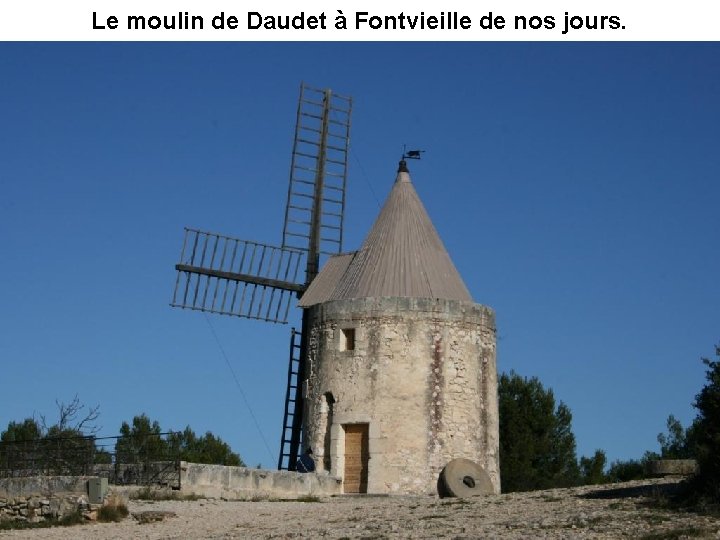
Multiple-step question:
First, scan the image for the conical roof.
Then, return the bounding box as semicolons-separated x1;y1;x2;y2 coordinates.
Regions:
299;162;472;307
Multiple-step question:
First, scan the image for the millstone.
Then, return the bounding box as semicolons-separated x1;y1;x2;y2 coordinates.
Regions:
437;458;493;498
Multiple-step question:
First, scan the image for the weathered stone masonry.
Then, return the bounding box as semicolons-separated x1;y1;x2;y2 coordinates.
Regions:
303;297;499;495
0;476;94;524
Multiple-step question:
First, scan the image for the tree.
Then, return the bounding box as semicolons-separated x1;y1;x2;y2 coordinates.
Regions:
603;412;700;485
94;447;113;464
498;371;580;492
40;395;100;437
580;449;607;485
41;396;101;472
1;418;42;443
0;418;43;472
657;414;697;459
606;459;645;482
116;414;167;463
0;396;101;474
692;344;720;501
605;451;658;483
115;415;244;467
167;427;244;466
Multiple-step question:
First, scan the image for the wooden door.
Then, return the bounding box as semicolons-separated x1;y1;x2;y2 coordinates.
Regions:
343;424;368;493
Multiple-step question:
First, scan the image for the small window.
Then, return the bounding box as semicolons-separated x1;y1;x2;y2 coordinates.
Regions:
340;328;355;351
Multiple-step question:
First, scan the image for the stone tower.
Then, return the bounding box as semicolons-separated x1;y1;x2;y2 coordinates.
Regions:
298;161;499;495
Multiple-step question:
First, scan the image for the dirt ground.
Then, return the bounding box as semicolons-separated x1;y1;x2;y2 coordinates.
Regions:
2;478;719;539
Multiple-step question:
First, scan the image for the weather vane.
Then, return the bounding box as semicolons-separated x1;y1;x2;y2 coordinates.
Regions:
401;144;425;161
399;145;425;172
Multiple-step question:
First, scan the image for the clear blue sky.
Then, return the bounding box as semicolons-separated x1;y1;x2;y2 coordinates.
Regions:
1;43;718;469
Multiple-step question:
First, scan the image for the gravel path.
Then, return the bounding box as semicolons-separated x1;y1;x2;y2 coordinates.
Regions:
3;479;719;539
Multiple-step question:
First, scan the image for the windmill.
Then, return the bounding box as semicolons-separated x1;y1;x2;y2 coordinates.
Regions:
170;83;352;471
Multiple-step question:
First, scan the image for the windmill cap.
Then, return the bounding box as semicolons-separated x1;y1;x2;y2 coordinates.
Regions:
299;163;472;306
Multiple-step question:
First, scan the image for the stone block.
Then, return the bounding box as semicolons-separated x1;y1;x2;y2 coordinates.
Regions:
646;459;698;476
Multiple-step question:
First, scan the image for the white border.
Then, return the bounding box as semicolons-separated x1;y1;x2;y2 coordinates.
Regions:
1;0;719;41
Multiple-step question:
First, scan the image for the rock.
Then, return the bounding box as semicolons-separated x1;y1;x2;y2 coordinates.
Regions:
49;498;61;517
76;494;90;510
133;510;177;524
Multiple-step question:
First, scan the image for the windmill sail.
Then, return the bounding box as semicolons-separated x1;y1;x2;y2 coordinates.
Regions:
170;83;352;470
171;228;305;324
282;84;352;272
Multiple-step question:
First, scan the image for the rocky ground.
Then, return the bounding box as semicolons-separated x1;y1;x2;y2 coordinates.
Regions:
2;478;719;539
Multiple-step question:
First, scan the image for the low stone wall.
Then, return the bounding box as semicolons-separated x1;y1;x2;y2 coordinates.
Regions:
646;459;698;477
0;463;342;522
0;475;90;498
0;493;91;524
93;461;180;488
179;462;342;500
0;476;93;524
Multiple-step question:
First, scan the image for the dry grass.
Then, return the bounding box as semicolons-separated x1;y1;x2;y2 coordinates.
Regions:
97;503;129;522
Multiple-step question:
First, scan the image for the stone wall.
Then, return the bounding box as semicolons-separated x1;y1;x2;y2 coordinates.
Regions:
303;297;500;495
646;459;698;476
0;464;341;522
0;476;92;524
0;493;90;524
93;461;180;488
178;462;342;500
